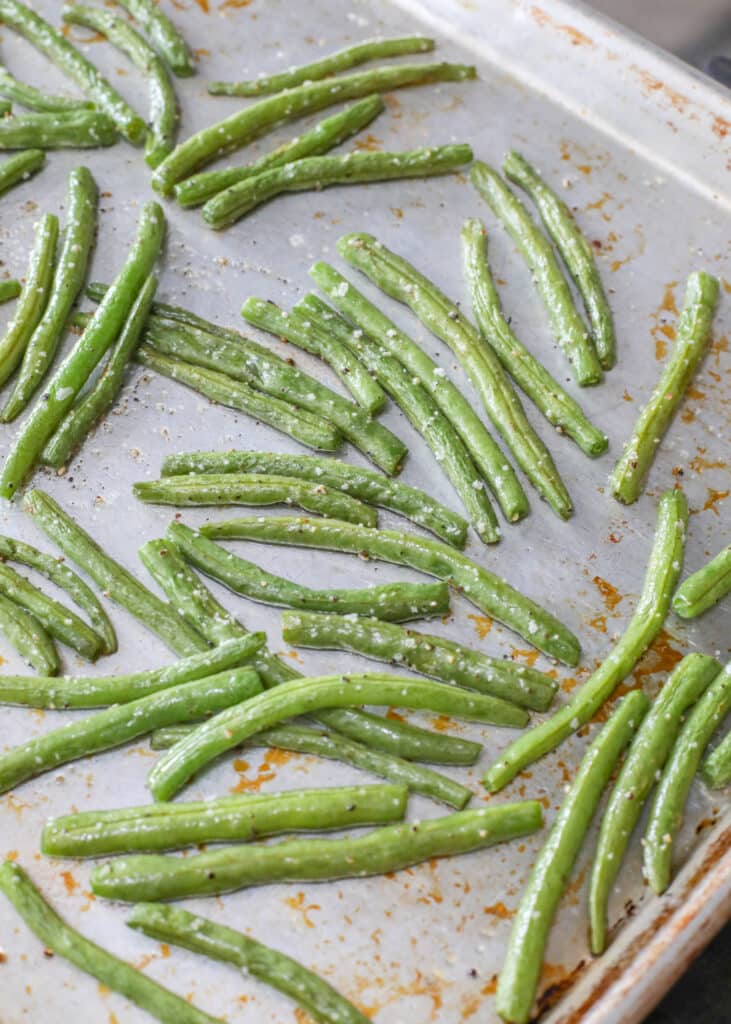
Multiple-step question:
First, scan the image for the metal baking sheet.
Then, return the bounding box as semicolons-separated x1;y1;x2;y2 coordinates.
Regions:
1;1;729;1021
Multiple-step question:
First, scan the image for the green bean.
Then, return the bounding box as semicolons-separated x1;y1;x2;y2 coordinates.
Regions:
674;545;731;619
0;148;44;195
0;667;261;795
611;272;719;504
461;217;608;457
92;801;541;901
495;690;647;1024
155;62;475;193
281;610;557;711
503;151;616;370
0;98;8;114
203;145;474;229
167;520;450;622
310;261;527;524
136;344;342;452
2;166;98;422
0;212;57;388
115;0;194;78
0;591;58;674
242;296;386;414
0;0;145;143
218;36;435;96
0;201;164;497
701;727;731;788
589;654;720;954
135;473;378;526
484;488;687;791
338;232;573;519
248;295;500;543
0;63;92;111
201;515;581;665
644;659;731;894
0;862;218;1024
161;449;467;548
62;4;178;168
43;275;156;467
174;96;384;209
129;903;368;1024
0;278;20;302
44;782;407;857
0;109;118;149
23;489;208;656
470;161;603;387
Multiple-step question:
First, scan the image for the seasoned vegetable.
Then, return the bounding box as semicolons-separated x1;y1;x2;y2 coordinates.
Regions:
673;545;731;619
702;726;731;789
0;148;45;195
0;591;58;674
0;109;118;149
115;0;194;77
0;278;20;302
0;63;92;111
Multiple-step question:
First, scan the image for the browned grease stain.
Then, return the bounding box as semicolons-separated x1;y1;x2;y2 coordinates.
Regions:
61;24;105;42
230;757;276;793
701;488;729;516
284;891;320;929
353;134;382;152
592;575;624;612
510;648;540;668
431;714;457;732
689;447;726;474
710;333;729;367
722;279;731;295
530;6;595;46
713;116;730;139
632;629;684;686
384;94;403;119
483;900;513;918
585;191;611;211
467;613;493;639
219;0;254;8
633;67;689;114
353;968;448;1019
609;226;645;272
561;676;580;693
649;281;678;359
390;206;404;219
588;613;607;634
536;960;587;1016
461;977;499;1018
60;871;78;895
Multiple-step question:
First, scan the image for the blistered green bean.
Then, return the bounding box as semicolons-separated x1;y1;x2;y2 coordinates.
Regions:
0;591;58;674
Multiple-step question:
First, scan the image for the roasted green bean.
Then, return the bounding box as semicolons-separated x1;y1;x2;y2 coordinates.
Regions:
0;591;58;674
702;727;731;788
0;148;44;195
0;63;92;111
673;545;731;619
115;0;194;77
0;278;20;302
0;109;118;149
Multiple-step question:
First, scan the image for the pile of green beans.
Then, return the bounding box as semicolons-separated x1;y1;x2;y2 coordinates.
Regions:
673;544;731;619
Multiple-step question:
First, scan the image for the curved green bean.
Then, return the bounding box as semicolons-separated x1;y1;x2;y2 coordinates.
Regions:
0;278;20;302
495;690;648;1024
701;727;731;788
589;654;720;954
470;161;603;386
115;0;194;77
0;211;57;388
0;148;44;195
644;659;731;893
461;217;608;457
219;36;435;96
484;488;687;791
201;515;581;665
0;63;92;111
174;95;384;209
1;201;164;497
0;591;58;674
673;545;731;619
0;109;118;149
2;166;98;422
338;232;573;519
611;272;719;503
44;782;407;857
0;0;145;142
155;62;475;193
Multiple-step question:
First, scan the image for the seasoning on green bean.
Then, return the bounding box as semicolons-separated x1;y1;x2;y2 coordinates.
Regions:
0;591;58;674
44;782;407;857
611;272;719;504
503;151;616;370
0;109;118;149
218;36;435;96
461;217;609;457
129;903;369;1024
589;654;720;954
0;0;146;142
495;691;648;1024
0;63;92;111
115;0;194;77
161;449;467;548
644;659;731;894
0;201;164;497
484;488;687;791
281;610;557;711
0;278;20;302
204;144;474;229
0;212;57;388
470;160;603;386
673;545;731;619
702;726;731;789
0;148;45;195
338;232;573;519
3;166;98;422
201;515;581;665
0;862;219;1024
174;95;385;209
43;275;157;467
23;489;208;656
62;4;178;168
155;61;475;193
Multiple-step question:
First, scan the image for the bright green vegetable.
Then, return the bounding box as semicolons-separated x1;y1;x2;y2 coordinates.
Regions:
0;278;20;302
484;488;687;791
644;659;731;893
461;217;608;457
701;727;731;788
470;161;603;387
0;63;92;111
589;654;720;954
115;0;194;77
44;782;407;856
0;591;58;674
673;545;731;619
281;610;557;711
495;691;648;1024
201;515;581;665
0;862;218;1023
155;62;476;193
0;148;44;195
0;109;118;148
2;166;98;422
611;272;720;503
503;151;616;370
0;201;164;497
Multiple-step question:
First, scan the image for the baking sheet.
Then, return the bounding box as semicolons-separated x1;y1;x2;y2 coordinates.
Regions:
0;1;729;1021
